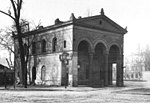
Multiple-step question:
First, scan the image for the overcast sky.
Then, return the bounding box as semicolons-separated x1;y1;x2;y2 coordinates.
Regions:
0;0;150;58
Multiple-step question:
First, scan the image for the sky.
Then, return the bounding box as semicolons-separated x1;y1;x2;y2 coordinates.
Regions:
0;0;150;64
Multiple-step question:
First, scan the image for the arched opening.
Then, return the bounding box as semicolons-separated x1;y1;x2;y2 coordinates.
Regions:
108;45;120;86
78;40;90;85
41;65;46;81
32;42;36;54
41;39;46;53
93;43;106;86
24;43;27;55
52;37;57;52
32;66;36;85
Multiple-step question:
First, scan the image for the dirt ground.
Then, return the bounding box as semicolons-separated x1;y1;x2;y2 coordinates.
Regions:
0;81;150;103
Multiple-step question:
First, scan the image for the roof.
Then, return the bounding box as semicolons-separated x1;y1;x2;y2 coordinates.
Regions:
14;8;127;38
0;64;13;72
0;64;8;69
74;14;127;34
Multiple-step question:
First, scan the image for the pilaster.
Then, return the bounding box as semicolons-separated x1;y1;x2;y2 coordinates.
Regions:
88;51;94;86
104;53;109;86
116;54;124;87
71;51;78;87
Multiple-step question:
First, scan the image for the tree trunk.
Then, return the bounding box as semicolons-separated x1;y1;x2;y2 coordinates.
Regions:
16;23;27;88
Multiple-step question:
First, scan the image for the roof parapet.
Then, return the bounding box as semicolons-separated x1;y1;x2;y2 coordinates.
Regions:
55;18;64;25
70;13;76;21
78;16;82;19
101;8;105;15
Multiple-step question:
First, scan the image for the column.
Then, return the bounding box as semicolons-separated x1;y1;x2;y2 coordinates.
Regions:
108;62;112;85
121;54;124;86
104;53;108;86
116;55;124;87
88;52;94;86
108;54;112;85
71;51;78;87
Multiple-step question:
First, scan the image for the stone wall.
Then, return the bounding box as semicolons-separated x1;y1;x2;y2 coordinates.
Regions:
14;25;73;86
72;25;124;86
33;53;62;85
73;25;123;51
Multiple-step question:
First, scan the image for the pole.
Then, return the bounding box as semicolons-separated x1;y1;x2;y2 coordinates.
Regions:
64;61;67;88
59;52;70;88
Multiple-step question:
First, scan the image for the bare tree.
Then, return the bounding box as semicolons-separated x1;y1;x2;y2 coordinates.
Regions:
0;28;14;66
142;45;150;71
0;0;28;88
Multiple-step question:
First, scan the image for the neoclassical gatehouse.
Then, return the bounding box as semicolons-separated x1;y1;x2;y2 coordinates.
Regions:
14;9;127;87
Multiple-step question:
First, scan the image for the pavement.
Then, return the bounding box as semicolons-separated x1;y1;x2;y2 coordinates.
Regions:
0;81;150;103
0;85;112;91
0;80;146;92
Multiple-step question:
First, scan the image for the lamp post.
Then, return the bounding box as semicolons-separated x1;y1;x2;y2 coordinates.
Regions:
59;52;72;88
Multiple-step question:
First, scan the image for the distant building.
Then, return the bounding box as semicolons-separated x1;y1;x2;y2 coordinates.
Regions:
124;54;144;80
14;9;127;87
0;64;14;85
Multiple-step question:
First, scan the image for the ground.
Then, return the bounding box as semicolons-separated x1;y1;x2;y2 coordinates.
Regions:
0;81;150;103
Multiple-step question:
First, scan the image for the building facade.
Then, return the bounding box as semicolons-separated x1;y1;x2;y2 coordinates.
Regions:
14;9;127;87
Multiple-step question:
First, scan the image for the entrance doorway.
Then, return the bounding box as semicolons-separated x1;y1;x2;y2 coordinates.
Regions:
112;63;117;84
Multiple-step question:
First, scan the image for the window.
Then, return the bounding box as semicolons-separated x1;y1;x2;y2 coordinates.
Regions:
41;65;46;81
41;39;46;53
32;66;36;80
52;37;57;52
24;43;27;55
99;20;102;25
32;42;36;54
64;40;66;48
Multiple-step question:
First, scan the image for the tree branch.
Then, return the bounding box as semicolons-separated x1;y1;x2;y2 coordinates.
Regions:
0;10;15;21
17;0;22;20
0;43;14;53
9;51;13;65
10;0;17;19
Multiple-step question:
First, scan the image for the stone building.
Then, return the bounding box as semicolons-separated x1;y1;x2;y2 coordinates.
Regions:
14;9;127;87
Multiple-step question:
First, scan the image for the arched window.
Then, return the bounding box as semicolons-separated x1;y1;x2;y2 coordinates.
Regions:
41;65;46;81
64;40;66;48
24;43;27;55
32;66;36;81
41;39;46;53
32;42;36;54
52;37;57;52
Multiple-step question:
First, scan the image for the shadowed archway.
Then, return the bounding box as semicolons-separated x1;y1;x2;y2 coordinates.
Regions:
93;43;106;86
108;45;121;86
78;40;91;85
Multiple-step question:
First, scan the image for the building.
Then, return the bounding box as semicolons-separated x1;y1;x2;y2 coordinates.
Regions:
124;54;145;80
0;64;14;85
14;9;127;87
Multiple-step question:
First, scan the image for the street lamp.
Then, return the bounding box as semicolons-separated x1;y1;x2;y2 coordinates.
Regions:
59;52;72;88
